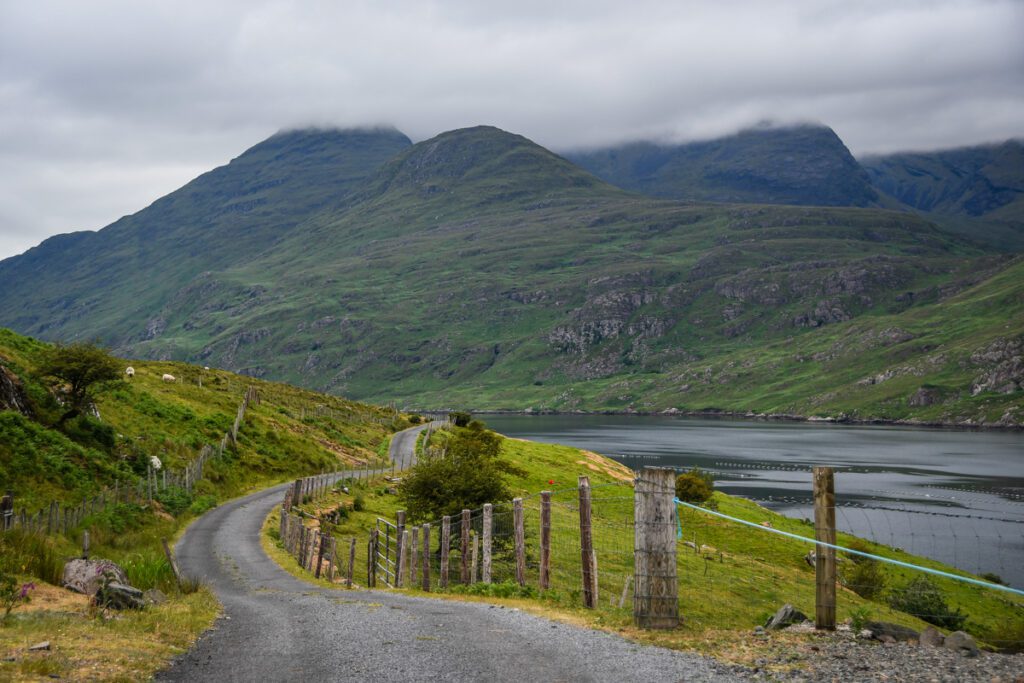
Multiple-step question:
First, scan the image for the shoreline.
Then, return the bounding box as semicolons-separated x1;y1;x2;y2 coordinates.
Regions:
425;408;1024;431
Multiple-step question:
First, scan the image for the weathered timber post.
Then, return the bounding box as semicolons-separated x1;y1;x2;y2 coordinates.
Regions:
578;476;597;609
633;467;678;629
814;466;837;630
460;509;471;585
482;503;493;584
513;498;526;586
82;529;90;559
329;536;338;582
410;527;420;587
539;491;551;590
368;529;378;587
421;523;431;591
396;510;406;585
470;531;479;584
440;515;451;589
347;537;357;588
399;529;411;588
315;532;328;578
162;538;183;590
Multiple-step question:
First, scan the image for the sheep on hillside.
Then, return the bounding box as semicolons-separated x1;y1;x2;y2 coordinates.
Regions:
162;374;176;382
125;366;135;378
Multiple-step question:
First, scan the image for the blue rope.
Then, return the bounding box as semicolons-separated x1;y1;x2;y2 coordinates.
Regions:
674;498;1024;597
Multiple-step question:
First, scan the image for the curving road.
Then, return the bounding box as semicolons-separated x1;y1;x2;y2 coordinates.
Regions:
158;426;738;682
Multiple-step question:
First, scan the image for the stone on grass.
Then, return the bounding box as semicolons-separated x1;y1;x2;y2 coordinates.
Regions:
943;631;979;657
764;604;808;630
28;641;50;651
62;559;128;596
918;626;944;647
143;588;168;605
95;582;146;610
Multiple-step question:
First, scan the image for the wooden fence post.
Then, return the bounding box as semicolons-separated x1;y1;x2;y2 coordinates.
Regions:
399;529;411;588
460;509;470;585
470;531;479;584
162;538;183;590
440;516;451;589
421;523;431;591
633;466;678;628
410;527;420;588
513;498;526;586
578;476;597;609
82;530;90;559
396;510;406;585
315;532;328;578
482;503;493;584
368;530;378;587
814;466;837;630
539;491;551;590
347;537;356;588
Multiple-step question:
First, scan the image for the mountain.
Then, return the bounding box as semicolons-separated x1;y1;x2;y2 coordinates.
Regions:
861;140;1024;251
1;125;1020;425
564;124;879;207
0;127;412;339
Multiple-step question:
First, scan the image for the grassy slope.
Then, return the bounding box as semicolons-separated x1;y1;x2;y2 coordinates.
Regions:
268;428;1022;660
0;328;405;680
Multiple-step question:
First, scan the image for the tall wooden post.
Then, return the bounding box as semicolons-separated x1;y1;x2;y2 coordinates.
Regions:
399;529;411;588
460;509;471;585
421;523;431;591
578;476;597;608
513;498;526;586
396;510;407;583
440;516;451;589
347;537;356;588
633;467;678;628
539;491;551;590
410;526;420;588
470;531;479;584
814;466;837;630
482;503;493;584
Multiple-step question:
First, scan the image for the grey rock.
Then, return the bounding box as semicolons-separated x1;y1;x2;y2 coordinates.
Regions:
95;582;146;610
62;559;129;596
28;641;50;651
143;588;168;605
866;621;920;642
918;626;945;647
804;550;816;567
764;604;809;630
943;631;979;657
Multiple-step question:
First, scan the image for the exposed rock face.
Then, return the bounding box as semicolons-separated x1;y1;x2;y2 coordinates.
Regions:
764;604;808;630
62;559;129;596
970;337;1023;395
95;581;146;610
908;386;941;407
0;365;31;415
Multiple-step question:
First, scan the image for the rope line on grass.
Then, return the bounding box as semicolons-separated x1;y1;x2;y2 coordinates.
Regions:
674;497;1024;597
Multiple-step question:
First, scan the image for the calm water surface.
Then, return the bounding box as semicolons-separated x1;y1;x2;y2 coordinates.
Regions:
486;414;1024;587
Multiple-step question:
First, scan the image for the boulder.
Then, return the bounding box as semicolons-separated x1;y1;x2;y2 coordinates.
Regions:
943;631;979;657
95;582;146;610
866;621;920;643
143;588;168;605
919;626;945;647
764;604;809;630
62;559;129;596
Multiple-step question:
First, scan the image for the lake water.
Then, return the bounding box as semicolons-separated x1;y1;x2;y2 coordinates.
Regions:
485;414;1024;588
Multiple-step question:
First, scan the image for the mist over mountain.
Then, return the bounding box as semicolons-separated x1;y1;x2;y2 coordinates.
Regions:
0;124;1020;426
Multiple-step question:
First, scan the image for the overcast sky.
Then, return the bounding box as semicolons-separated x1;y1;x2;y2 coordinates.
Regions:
1;0;1022;260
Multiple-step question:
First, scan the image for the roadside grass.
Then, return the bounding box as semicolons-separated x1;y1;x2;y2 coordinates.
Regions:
263;428;1024;661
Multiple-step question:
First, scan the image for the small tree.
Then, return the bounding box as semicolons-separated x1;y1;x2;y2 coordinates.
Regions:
38;342;121;423
675;467;714;506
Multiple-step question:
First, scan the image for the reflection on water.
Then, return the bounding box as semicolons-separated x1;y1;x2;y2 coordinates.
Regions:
486;414;1024;587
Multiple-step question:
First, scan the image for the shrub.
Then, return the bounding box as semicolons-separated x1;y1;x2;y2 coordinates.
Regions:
353;495;365;512
675;468;714;506
887;576;967;630
154;486;192;516
841;540;887;599
0;572;34;623
189;495;217;515
448;411;472;428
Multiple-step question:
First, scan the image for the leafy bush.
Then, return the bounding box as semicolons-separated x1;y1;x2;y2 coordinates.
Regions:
448;411;472;428
154;486;192;516
675;467;714;506
888;576;967;630
449;580;536;599
0;572;34;623
841;540;887;599
352;495;365;512
849;605;872;632
189;495;217;515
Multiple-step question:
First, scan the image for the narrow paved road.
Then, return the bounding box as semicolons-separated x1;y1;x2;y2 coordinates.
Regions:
387;420;441;470
159;427;738;682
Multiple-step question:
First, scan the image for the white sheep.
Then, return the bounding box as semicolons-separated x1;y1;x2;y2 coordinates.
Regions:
162;373;176;382
125;366;135;378
149;455;162;471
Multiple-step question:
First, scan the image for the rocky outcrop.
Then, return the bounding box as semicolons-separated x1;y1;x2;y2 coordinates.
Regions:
908;386;942;407
0;364;31;415
62;559;129;596
970;337;1023;395
763;604;808;630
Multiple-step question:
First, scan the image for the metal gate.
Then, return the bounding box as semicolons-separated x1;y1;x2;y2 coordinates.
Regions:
374;517;398;587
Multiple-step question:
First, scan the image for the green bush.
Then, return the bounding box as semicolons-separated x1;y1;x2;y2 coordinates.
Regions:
888;575;967;630
448;411;472;427
675;468;714;506
841;540;887;599
353;495;365;512
154;486;192;516
189;495;217;515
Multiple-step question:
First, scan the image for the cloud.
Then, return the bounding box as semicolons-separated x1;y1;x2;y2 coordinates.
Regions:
1;0;1022;258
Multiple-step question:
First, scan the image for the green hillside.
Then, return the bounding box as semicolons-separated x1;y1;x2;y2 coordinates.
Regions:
565;124;879;207
861;140;1024;251
0;126;1020;425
